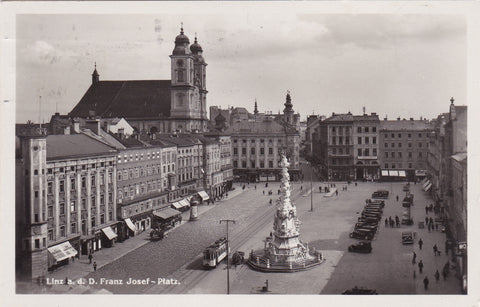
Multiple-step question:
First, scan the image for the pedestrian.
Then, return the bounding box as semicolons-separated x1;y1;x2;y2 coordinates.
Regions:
413;270;416;279
71;256;75;262
255;185;257;190
65;277;69;285
269;199;272;205
269;231;273;237
418;238;423;250
418;260;424;273
435;223;439;231
442;269;447;280
355;182;357;186
425;206;429;215
385;218;388;227
88;253;93;264
93;261;97;272
433;244;438;256
335;190;338;196
390;219;394;228
429;217;433;225
345;185;347;191
263;190;265;195
428;223;431;232
412;252;417;264
395;216;400;228
423;276;429;290
425;217;429;225
435;270;440;282
396;195;399;201
301;185;303;190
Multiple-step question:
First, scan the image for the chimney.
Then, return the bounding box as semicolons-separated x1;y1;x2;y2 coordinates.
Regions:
73;119;81;133
397;117;401;121
85;119;101;135
410;117;414;121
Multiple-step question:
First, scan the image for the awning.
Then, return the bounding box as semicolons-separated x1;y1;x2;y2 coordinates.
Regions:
423;180;431;190
421;177;428;186
125;218;136;232
171;201;183;209
389;170;399;177
179;199;190;208
198;190;210;201
424;182;433;192
381;170;389;177
48;241;78;262
153;207;182;220
101;226;118;240
398;170;406;177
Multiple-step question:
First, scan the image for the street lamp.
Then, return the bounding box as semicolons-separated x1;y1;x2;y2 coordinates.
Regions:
220;219;235;294
310;162;314;212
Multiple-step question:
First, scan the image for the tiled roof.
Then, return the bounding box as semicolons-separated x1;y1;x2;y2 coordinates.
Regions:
46;134;116;160
155;134;200;147
69;80;171;119
81;128;127;150
380;120;432;131
325;113;354;122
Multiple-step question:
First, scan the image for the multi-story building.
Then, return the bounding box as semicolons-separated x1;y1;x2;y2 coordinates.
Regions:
114;136;177;240
194;135;223;199
228;93;301;182
69;27;209;133
427;113;449;203
16;126;118;281
318;113;354;181
203;132;234;193
378;118;432;180
353;113;380;180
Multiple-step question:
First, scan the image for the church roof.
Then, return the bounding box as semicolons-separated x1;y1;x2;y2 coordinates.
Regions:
69;80;171;119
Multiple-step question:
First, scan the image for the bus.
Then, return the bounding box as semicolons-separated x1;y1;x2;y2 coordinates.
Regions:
203;237;228;268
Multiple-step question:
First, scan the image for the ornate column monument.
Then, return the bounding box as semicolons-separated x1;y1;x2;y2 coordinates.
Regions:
247;153;324;272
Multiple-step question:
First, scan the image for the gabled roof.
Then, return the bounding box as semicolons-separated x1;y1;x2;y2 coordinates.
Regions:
46;134;116;160
69;80;171;119
81;128;127;150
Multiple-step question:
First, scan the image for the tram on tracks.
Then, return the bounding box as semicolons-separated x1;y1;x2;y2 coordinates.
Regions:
203;237;228;268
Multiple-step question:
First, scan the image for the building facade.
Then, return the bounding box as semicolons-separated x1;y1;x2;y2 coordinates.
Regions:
352;114;380;180
378;118;432;180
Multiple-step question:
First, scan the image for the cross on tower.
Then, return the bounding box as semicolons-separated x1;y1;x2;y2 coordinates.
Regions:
450;97;455;104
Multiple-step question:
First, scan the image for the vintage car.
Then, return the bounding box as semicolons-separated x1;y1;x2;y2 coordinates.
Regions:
403;184;410;192
348;241;372;253
350;228;375;240
402;231;414;244
372;190;389;199
343;287;378;295
361;213;382;221
363;208;383;214
358;217;379;224
354;223;378;233
365;199;385;207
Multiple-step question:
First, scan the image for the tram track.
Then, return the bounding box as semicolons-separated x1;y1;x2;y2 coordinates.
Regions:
148;186;306;294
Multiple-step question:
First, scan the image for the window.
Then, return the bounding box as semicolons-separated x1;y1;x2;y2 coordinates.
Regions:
242;148;246;155
91;217;96;227
35;239;40;249
34;169;38;175
373;148;377;156
81;198;86;210
364;149;369;156
260;148;264;155
233;148;238;155
100;195;105;205
385;163;388;168
357;137;362;144
391;143;395;148
418;143;422;148
392;164;396;169
385;143;388;148
408;163;413;168
60;226;65;237
48;229;54;241
373;137;376;144
59;180;64;192
100;214;105;224
365;127;369;133
332;137;336;145
408;143;412;148
391;133;395;138
391;152;395;158
34;191;39;198
357;127;362;133
332;148;336;155
91;175;95;186
418;152;423;158
70;200;76;212
339;148;343;155
373;127;376;132
118;172;122;181
242;161;247;168
71;178;75;190
269;148;273;155
91;195;96;206
260;161;265;168
269;161;273;168
346;136;350;145
48;168;53;174
365;137;369;144
251;148;255;155
408;152;413;158
408;133;412;138
398;143;402;148
81;177;86;188
358;149;362;156
339;137;343;145
332;127;336;133
59;203;65;215
418;133;422;138
398;152;402;158
71;223;76;234
251;161;256;168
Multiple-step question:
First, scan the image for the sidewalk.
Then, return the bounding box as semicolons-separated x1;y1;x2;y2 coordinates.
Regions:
21;184;249;294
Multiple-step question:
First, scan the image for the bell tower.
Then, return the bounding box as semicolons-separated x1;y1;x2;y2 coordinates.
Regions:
190;33;208;130
170;24;196;131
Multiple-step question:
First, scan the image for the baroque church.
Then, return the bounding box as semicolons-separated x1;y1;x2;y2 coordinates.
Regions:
69;26;208;133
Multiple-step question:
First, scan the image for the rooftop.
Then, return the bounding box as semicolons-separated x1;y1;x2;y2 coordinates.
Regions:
380;119;432;131
46;134;116;160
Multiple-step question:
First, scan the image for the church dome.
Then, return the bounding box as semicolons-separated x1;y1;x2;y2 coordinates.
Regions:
172;26;191;55
190;36;203;53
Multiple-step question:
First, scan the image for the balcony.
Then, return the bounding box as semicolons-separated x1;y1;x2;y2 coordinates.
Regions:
357;156;378;160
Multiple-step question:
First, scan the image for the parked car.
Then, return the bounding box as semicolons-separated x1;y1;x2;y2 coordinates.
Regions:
350;228;375;240
372;190;389;199
354;223;378;232
348;241;372;253
358;217;379;224
365;199;385;207
363;208;383;214
402;231;414;244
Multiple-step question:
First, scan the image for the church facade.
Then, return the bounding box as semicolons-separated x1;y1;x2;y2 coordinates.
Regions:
69;27;208;133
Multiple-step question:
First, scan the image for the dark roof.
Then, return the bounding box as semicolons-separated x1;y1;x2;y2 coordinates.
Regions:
353;114;380;121
46;134;116;160
225;120;298;135
69;80;171;119
325;113;354;122
112;134;150;148
155;134;200;147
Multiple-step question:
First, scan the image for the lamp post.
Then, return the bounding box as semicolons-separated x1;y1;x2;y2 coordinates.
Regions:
310;162;314;211
220;219;235;294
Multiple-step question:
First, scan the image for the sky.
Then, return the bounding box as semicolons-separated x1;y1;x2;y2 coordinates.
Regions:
15;10;467;123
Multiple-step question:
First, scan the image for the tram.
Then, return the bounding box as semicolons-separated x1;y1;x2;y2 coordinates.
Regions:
203;237;228;268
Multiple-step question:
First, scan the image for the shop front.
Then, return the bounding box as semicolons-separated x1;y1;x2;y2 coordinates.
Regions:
197;190;210;203
101;226;118;248
152;207;182;230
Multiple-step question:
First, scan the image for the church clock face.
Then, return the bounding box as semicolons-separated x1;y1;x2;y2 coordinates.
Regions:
176;59;184;67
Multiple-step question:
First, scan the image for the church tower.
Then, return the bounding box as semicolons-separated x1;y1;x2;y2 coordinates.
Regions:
190;34;208;131
283;91;295;125
170;25;197;131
